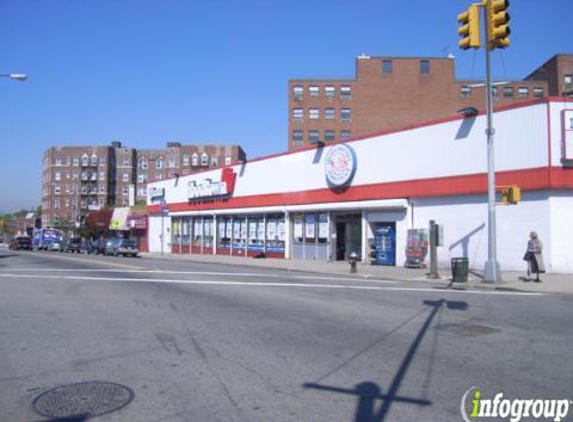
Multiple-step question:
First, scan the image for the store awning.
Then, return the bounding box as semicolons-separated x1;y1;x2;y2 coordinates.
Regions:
109;207;130;231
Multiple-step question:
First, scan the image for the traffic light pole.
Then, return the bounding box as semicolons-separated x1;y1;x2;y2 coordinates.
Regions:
483;1;501;283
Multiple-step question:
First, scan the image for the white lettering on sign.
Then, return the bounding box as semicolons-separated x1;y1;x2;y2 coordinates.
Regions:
563;110;573;161
187;178;229;199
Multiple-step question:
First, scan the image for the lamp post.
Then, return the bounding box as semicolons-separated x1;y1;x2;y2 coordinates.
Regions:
0;73;28;82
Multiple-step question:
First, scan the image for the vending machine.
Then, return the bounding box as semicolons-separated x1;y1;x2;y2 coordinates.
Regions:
374;226;395;266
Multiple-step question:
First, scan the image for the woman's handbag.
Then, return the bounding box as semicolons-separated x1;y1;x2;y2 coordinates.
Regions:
523;251;532;261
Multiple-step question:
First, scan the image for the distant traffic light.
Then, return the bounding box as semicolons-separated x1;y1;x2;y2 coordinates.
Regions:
458;4;481;50
501;185;520;205
487;0;510;50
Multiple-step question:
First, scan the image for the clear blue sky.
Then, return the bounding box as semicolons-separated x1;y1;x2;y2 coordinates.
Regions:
0;0;570;213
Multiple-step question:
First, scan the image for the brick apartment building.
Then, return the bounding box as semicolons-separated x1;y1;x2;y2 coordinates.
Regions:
288;53;573;149
42;142;246;227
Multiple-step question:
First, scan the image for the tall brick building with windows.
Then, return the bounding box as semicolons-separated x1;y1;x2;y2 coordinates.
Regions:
288;53;573;149
42;142;246;227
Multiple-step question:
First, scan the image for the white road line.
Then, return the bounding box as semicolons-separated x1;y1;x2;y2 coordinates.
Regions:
0;268;395;283
0;273;543;296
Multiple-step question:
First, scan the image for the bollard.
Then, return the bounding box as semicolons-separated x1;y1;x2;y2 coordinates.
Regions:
349;251;358;274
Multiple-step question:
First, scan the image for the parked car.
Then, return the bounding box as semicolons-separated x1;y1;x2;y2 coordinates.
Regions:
63;238;82;253
9;236;32;250
105;239;139;257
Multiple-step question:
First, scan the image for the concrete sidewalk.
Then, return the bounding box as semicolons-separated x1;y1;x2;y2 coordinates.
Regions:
140;252;573;294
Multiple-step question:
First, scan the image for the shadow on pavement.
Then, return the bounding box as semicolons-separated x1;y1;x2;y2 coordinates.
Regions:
26;416;89;422
304;299;469;422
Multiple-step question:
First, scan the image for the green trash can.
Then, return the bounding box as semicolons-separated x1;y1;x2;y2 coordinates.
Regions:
451;257;469;283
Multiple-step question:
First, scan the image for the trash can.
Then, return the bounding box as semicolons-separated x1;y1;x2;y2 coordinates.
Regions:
451;257;469;283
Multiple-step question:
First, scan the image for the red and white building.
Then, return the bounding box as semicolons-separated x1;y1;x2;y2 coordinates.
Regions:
147;98;573;273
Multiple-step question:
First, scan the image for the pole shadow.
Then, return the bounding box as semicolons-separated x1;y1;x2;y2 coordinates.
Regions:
304;299;469;422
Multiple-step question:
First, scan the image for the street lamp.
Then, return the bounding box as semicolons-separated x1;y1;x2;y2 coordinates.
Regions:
1;73;28;82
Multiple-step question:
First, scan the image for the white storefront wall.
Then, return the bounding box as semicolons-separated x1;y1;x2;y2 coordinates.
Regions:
147;100;573;272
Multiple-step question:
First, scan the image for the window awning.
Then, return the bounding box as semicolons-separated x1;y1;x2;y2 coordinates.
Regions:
109;207;130;231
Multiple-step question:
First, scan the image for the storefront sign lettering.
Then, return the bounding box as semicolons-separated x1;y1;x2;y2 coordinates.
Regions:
187;168;237;200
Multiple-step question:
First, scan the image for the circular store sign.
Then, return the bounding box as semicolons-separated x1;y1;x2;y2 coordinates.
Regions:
325;144;357;187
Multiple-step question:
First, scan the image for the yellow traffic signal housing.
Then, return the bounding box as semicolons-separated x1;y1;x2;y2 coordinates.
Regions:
458;4;481;50
487;0;510;50
501;185;520;205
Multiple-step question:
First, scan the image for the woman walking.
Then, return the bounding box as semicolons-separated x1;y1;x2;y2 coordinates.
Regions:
524;231;545;282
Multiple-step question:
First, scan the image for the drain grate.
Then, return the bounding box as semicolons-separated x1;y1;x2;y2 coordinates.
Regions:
436;323;500;337
32;381;134;419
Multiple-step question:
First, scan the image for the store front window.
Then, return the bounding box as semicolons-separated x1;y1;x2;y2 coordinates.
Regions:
292;212;329;260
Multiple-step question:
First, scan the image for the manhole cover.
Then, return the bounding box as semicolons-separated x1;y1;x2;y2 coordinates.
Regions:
436;323;500;337
32;381;134;419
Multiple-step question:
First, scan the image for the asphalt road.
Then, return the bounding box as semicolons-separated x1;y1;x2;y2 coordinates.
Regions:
1;249;572;422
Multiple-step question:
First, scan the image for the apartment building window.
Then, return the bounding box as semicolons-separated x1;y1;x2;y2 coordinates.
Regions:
99;185;105;193
340;130;351;140
340;86;352;100
156;158;164;169
66;171;71;179
325;108;335;120
325;85;335;97
518;87;529;98
325;130;336;142
54;199;60;209
122;186;129;195
91;155;98;166
503;86;515;98
82;155;89;166
65;198;70;207
565;74;573;90
192;153;199;166
293;85;303;100
138;174;148;183
66;185;71;194
73;157;79;166
123;172;129;182
156;173;163;181
292;107;303;122
420;60;431;74
534;87;544;98
73;171;78;180
225;156;232;166
309;108;320;120
340;108;352;121
460;86;472;98
99;171;105;181
492;87;499;99
138;187;147;196
201;153;208;167
168;157;175;168
54;186;61;195
183;155;189;166
139;158;148;169
99;157;105;166
122;157;130;167
308;130;320;144
382;60;393;73
309;85;320;97
293;130;303;144
55;158;62;166
55;172;61;181
211;156;218;167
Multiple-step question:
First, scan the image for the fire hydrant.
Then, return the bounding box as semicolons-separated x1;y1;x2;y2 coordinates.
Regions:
349;252;358;273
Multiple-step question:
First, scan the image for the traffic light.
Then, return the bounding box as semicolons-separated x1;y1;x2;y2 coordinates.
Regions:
501;185;520;205
458;4;481;50
487;0;510;50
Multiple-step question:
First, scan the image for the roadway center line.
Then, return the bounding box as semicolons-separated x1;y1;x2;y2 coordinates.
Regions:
0;268;397;283
0;273;544;296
